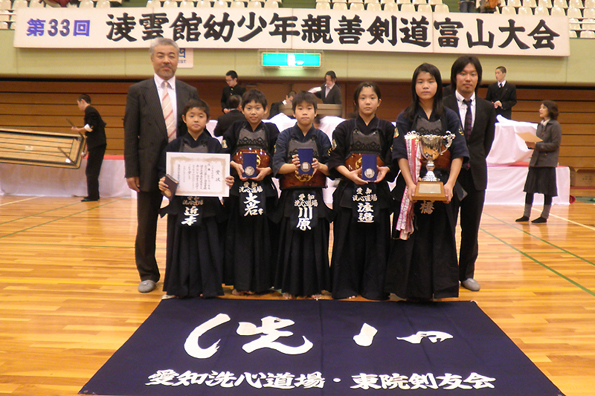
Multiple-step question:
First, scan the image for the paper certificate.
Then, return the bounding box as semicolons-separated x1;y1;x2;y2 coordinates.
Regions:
166;152;230;197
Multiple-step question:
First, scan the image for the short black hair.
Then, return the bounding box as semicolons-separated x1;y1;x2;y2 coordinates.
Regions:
496;66;507;74
325;70;337;80
228;95;242;109
450;55;483;92
226;70;239;80
241;90;267;109
292;91;318;112
78;94;91;104
541;100;559;120
182;98;210;119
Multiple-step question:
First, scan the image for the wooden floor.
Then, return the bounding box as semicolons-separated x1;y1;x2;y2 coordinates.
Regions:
1;193;595;396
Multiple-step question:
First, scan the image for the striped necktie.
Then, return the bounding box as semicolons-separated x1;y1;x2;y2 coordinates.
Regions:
463;99;473;140
162;81;176;142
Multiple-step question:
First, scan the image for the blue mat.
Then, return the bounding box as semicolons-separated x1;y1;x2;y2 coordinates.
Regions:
80;299;564;396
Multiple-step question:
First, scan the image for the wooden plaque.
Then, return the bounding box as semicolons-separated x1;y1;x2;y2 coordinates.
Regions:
413;181;447;201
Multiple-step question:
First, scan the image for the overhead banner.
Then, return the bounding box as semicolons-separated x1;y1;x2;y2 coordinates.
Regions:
14;8;569;56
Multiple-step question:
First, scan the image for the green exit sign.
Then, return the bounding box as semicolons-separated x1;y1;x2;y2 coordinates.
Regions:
262;53;321;68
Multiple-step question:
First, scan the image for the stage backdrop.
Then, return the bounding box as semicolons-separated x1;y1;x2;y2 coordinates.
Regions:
80;299;564;396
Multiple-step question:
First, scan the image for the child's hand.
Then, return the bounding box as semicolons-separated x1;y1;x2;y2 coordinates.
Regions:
158;177;172;198
231;161;247;181
291;154;300;168
225;176;234;187
252;167;272;181
346;167;366;185
375;166;390;183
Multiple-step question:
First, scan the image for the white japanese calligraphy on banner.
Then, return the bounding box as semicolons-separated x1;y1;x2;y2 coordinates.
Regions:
14;8;569;56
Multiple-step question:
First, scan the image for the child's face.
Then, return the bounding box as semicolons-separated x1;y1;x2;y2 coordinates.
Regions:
415;71;437;103
242;101;266;127
183;107;208;135
357;86;381;118
293;101;317;128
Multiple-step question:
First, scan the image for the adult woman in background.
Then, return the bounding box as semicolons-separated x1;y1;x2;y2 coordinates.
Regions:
516;100;561;224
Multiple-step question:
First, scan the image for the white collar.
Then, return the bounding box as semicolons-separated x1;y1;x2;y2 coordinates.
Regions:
455;90;475;105
154;74;176;89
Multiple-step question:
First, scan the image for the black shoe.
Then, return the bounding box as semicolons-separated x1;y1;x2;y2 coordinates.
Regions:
81;197;99;202
531;217;547;223
515;216;529;222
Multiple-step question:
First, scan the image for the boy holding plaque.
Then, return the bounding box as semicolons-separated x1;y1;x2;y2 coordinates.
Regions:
157;99;233;299
385;64;469;301
328;82;396;301
221;90;280;295
272;91;333;300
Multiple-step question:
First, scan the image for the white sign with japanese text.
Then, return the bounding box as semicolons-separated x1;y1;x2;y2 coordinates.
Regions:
14;8;569;56
166;152;229;197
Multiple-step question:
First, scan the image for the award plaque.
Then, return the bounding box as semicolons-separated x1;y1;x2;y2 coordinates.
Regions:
361;154;378;182
298;148;314;175
242;152;257;178
412;132;455;202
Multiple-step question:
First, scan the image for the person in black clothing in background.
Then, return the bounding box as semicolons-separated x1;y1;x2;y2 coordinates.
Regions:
221;70;246;114
214;95;245;137
72;94;107;202
486;66;517;119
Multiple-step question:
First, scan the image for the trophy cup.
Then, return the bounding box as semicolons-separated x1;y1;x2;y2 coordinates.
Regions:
412;132;455;201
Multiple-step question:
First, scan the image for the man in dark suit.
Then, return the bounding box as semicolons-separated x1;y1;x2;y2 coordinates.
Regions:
444;56;496;292
486;66;517;119
124;37;199;293
312;71;342;105
213;95;244;137
72;94;106;202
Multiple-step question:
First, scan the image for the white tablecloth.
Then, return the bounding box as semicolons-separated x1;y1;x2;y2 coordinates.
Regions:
0;158;130;198
487;117;536;166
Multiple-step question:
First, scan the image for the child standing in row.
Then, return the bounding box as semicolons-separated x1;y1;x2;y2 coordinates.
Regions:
221;90;280;295
328;82;396;301
385;63;469;301
158;99;234;298
272;91;333;299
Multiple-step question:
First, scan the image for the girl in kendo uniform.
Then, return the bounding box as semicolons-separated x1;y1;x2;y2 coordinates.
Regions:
385;64;469;301
328;82;396;301
272;91;333;300
158;99;233;299
221;90;280;295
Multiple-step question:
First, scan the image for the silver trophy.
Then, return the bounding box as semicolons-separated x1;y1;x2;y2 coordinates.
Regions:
418;132;455;182
408;131;455;201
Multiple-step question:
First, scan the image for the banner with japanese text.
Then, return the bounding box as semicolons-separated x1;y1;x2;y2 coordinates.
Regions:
79;299;564;395
14;8;569;56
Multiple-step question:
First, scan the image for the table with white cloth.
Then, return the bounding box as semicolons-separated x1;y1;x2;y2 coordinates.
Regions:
485;117;569;205
0;116;570;205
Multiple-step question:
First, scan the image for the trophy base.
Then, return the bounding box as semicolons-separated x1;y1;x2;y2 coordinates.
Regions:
413;181;447;201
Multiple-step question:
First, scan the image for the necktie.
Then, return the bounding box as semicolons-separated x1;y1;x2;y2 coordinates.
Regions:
463;99;472;141
498;82;502;88
162;81;176;142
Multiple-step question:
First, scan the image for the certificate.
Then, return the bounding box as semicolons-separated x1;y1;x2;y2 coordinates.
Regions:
166;152;230;197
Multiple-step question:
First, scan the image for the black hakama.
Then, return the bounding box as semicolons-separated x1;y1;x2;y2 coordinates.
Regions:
273;188;331;297
162;198;224;298
223;194;278;293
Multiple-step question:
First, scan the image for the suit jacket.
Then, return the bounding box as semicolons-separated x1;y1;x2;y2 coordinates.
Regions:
124;78;199;192
485;82;517;119
444;94;496;191
83;105;107;150
315;84;342;105
213;109;245;137
529;120;561;168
